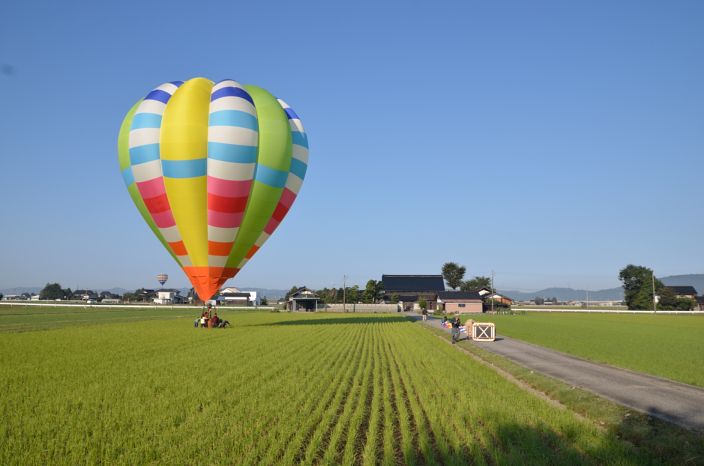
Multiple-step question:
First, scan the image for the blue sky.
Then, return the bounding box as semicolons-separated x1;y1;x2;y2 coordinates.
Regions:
1;0;702;292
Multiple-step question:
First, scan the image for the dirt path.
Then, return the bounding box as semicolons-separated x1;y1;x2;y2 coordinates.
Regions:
419;315;704;431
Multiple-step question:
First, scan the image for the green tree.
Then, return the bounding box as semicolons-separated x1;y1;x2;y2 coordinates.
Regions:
40;283;64;300
260;296;268;306
461;276;491;291
418;299;427;310
364;279;383;303
442;262;466;290
619;265;662;310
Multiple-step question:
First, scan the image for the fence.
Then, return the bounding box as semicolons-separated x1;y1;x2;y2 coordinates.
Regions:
321;303;400;313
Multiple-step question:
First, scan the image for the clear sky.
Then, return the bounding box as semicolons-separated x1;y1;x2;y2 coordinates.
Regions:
1;0;702;292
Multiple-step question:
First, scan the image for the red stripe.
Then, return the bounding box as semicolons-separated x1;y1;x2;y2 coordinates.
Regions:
143;193;171;214
271;203;290;222
169;241;188;256
245;245;259;259
208;241;233;256
208;193;248;213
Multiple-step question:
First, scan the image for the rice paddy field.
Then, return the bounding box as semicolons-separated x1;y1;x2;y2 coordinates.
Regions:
471;312;704;387
0;306;677;465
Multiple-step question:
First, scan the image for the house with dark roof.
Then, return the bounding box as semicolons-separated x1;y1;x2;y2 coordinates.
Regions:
664;286;698;299
382;275;445;311
696;296;704;311
437;291;483;313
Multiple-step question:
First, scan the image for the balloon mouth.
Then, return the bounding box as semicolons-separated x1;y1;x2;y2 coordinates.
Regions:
183;266;239;301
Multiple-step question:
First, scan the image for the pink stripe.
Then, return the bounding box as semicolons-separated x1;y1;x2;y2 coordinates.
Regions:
137;177;167;199
279;188;296;209
264;217;280;234
151;210;176;228
209;210;244;228
207;177;252;198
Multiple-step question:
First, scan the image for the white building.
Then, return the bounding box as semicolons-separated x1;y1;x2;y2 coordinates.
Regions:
153;290;183;305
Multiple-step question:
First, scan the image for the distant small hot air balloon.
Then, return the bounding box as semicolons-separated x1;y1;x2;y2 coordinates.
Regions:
156;273;168;287
118;78;308;301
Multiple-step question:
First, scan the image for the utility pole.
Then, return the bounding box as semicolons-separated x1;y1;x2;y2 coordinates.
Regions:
491;271;495;313
343;275;347;312
652;271;657;313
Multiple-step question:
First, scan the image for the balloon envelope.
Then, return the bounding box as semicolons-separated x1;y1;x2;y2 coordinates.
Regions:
156;273;168;286
118;78;308;300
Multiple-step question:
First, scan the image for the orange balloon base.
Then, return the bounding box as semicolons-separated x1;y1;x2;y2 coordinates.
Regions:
183;266;239;301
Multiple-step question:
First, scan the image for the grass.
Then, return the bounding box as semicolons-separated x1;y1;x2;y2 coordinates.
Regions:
463;312;704;387
0;307;665;464
424;325;704;465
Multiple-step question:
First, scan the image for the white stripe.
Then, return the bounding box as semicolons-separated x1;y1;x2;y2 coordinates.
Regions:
207;159;255;181
159;225;182;243
156;82;179;95
237;258;248;269
292;145;309;164
132;160;163;183
208;255;229;267
136;99;166;115
177;255;192;267
255;232;270;247
129;128;160;148
285;174;303;193
289;120;305;133
209;96;257;116
212;80;243;92
208;226;238;243
208;126;258;146
277;98;290;109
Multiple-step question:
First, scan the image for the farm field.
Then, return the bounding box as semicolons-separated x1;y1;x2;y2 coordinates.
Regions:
471;312;704;387
0;308;654;465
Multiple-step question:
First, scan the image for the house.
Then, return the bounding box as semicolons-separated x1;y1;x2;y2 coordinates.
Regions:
664;286;698;300
697;296;704;311
153;289;183;304
287;287;320;311
219;287;258;306
437;291;483;313
381;275;445;311
485;293;513;306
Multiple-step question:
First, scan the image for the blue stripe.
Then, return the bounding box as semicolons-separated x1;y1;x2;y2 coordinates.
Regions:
207;142;258;164
208;110;258;130
284;108;300;120
121;167;134;186
162;159;207;178
254;165;288;188
289;158;307;180
292;132;309;148
210;86;255;105
131;113;162;129
129;144;160;165
145;89;171;104
170;81;184;87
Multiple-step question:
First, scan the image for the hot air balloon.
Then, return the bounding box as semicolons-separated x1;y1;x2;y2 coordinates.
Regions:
156;273;168;287
118;78;308;301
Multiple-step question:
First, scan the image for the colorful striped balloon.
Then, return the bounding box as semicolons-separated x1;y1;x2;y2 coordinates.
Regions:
118;78;308;301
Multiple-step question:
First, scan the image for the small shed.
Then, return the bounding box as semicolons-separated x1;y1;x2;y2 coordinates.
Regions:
287;287;320;311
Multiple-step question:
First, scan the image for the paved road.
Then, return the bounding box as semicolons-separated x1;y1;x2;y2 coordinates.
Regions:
421;315;704;431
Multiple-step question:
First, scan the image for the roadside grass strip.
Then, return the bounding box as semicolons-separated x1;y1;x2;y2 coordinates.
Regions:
472;312;704;387
0;311;679;464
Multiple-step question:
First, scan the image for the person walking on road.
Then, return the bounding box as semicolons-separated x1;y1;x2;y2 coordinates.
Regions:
421;308;428;321
451;316;461;344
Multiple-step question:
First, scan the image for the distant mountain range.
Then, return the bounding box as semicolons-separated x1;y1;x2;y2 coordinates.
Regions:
500;274;704;302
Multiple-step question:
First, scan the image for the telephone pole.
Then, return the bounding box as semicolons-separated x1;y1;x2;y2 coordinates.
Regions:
491;271;495;313
652;271;657;313
343;274;347;312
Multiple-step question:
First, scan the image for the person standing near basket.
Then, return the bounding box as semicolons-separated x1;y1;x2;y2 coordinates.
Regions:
451;316;461;344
